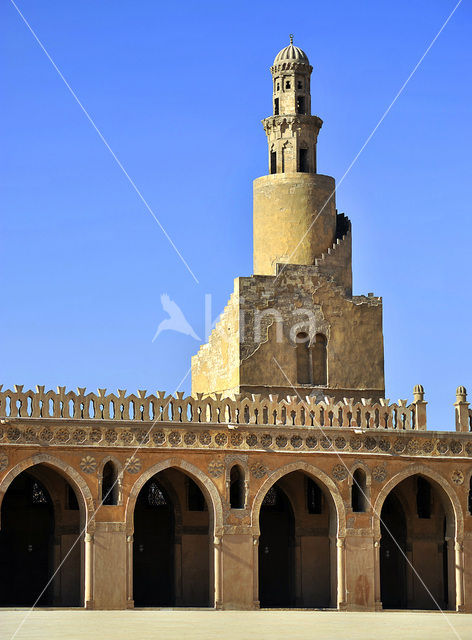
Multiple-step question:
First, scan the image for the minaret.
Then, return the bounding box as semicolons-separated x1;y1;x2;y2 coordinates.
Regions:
253;36;337;275
192;40;384;403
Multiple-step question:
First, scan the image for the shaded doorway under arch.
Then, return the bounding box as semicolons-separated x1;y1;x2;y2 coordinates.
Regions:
379;475;454;610
0;468;82;606
258;471;334;608
133;468;210;607
258;484;295;607
380;493;407;609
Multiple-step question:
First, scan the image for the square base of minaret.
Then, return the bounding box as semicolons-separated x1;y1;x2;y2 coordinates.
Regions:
191;265;385;402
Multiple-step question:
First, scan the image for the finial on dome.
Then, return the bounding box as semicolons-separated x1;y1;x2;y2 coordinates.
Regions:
289;33;294;45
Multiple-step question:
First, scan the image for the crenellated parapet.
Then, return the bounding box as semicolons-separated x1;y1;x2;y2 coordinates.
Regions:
0;383;451;431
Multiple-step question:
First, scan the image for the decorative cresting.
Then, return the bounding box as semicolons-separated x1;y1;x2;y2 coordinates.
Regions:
372;464;464;540
251;460;346;537
0;385;423;430
0;452;95;528
124;457;224;536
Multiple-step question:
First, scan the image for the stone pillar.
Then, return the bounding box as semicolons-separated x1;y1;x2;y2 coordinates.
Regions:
252;535;260;609
214;535;223;609
84;532;94;609
336;537;346;609
294;535;302;606
455;540;465;611
374;538;382;610
174;535;183;606
454;387;470;433
126;534;134;608
220;532;256;609
413;385;427;430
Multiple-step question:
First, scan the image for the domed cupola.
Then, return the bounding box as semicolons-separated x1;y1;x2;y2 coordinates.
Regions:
273;36;310;66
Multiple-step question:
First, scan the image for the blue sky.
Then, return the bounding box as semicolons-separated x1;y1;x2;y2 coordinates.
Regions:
1;0;471;429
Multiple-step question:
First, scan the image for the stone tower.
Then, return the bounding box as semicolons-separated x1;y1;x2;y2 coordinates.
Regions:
192;39;385;401
254;37;336;277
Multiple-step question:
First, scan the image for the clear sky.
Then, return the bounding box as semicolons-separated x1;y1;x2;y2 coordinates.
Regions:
1;0;471;429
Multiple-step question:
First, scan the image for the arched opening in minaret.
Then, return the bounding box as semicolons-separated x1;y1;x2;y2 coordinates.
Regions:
296;332;311;384
297;96;305;115
468;476;472;514
299;148;308;172
258;471;334;608
270;149;277;174
312;333;327;385
379;474;455;610
0;467;83;606
133;469;210;607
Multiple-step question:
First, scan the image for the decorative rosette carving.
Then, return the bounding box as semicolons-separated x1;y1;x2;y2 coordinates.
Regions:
168;431;181;446
104;429;117;443
332;464;348;482
246;434;258;448
199;431;211;446
250;462;268;479
152;430;165;445
80;456;97;474
372;466;387;483
305;436;317;449
215;433;228;447
125;456;142;474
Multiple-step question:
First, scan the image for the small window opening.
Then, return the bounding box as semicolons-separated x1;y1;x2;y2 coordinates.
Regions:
296;331;311;384
286;81;291;89
102;461;118;505
31;481;48;505
469;477;472;515
299;148;309;173
297;80;302;89
417;477;431;518
230;465;245;509
270;151;277;174
351;469;367;512
313;333;327;385
67;484;79;510
274;97;279;115
188;478;206;511
262;485;282;509
276;82;280;91
148;481;167;507
307;478;322;514
297;96;305;114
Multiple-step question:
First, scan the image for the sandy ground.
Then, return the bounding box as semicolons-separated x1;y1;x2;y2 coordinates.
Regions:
0;609;471;640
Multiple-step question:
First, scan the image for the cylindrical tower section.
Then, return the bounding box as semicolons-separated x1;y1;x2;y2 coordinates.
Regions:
253;173;336;275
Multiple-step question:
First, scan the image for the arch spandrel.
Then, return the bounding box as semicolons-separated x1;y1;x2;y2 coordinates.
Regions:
125;457;223;535
372;464;464;540
0;453;95;529
251;461;346;537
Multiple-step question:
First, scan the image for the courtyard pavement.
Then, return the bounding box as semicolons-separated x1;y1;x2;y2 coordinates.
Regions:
0;609;471;640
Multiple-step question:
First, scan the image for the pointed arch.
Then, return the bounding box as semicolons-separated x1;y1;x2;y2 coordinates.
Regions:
125;457;223;535
252;460;346;537
0;453;94;529
372;464;463;539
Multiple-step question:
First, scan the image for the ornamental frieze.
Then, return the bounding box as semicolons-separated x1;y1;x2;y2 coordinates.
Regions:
1;424;472;460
